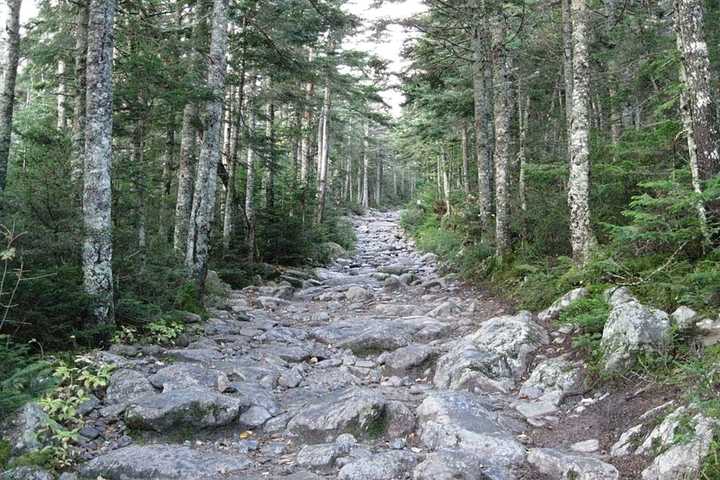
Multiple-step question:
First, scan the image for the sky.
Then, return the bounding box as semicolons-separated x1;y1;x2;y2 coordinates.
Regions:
344;0;426;117
3;0;426;116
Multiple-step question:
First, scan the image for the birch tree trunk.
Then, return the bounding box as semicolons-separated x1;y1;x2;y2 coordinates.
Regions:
315;43;333;224
185;0;229;289
245;76;258;263
57;61;68;130
83;0;116;327
492;22;512;258
675;0;720;220
362;121;369;209
518;90;529;217
562;0;573;135
299;49;315;188
567;0;594;265
223;59;246;251
264;99;275;210
0;0;22;191
173;0;209;254
72;0;89;183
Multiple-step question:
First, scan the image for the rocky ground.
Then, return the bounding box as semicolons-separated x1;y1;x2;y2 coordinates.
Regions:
4;211;717;480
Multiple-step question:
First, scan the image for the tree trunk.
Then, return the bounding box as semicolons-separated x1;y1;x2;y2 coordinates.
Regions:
264;99;275;210
375;147;382;207
461;122;470;194
82;0;116;327
245;76;258;263
675;0;720;220
362;122;370;209
0;0;22;191
440;144;451;215
185;0;229;290
173;0;209;254
518;90;529;218
568;0;594;265
223;57;246;251
492;22;512;258
315;41;333;224
299;49;315;188
72;0;89;183
57;60;68;130
472;4;494;230
562;0;573;135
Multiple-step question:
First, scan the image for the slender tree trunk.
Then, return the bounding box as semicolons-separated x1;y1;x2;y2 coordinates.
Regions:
562;0;573;136
82;0;116;327
173;0;209;254
132;115;147;252
315;43;333;224
185;0;229;290
472;5;494;230
440;144;451;215
0;0;22;191
159;128;175;243
264;99;275;210
675;0;720;220
568;0;594;265
57;61;68;130
518;89;529;219
362;122;370;209
299;49;315;188
375;147;382;207
223;56;246;251
461;122;470;194
492;22;512;258
245;76;258;263
72;0;89;183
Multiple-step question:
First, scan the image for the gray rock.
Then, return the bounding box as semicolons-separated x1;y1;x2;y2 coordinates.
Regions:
124;387;241;431
79;444;251;479
149;363;220;391
610;424;644;457
671;306;698;330
416;391;525;468
238;405;272;428
164;348;223;364
413;449;503;480
695;317;720;346
527;448;619;480
434;312;548;393
178;311;203;324
538;287;588;322
296;443;341;470
378;263;411;275
338;450;417;480
5;402;58;455
1;467;53;480
345;286;370;302
383;344;434;372
385;400;416;438
601;298;672;372
106;369;155;405
426;301;458;318
604;286;636;306
287;387;387;442
570;439;599;453
516;356;584;418
279;365;304;388
384;276;402;292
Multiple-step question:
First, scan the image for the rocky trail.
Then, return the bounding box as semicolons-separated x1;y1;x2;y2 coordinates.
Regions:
5;211;714;480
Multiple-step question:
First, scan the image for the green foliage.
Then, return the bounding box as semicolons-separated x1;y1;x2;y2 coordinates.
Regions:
0;337;56;418
145;318;185;345
174;282;206;316
0;439;10;469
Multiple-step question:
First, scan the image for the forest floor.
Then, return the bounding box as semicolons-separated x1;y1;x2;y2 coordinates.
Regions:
47;210;674;479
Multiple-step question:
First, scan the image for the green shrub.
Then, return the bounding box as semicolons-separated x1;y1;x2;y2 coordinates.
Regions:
0;336;56;418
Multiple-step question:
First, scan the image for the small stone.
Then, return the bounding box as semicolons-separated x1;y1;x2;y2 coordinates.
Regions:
571;439;599;453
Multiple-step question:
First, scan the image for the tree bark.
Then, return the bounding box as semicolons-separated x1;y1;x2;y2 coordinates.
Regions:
185;0;229;290
82;0;116;327
675;0;720;220
245;76;258;263
568;0;594;265
72;0;89;184
315;38;334;224
562;0;573;135
0;0;22;191
362;121;370;209
57;60;68;130
440;144;451;215
492;22;512;258
264;98;275;210
461;122;470;194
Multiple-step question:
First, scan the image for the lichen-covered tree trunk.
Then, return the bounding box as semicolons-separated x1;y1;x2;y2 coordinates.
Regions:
675;0;720;220
57;61;68;130
264;100;275;210
568;0;594;265
185;0;229;290
82;0;116;327
0;0;22;191
173;0;209;255
245;76;258;263
72;0;89;183
471;5;494;231
492;22;512;258
223;63;246;251
561;0;573;135
518;89;529;217
362;122;369;209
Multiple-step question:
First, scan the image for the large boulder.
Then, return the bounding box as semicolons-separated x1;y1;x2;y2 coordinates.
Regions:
124;387;241;432
538;287;588;322
382;344;434;373
78;444;251;479
434;312;548;393
105;369;155;405
287;387;387;442
637;406;717;480
527;448;619;480
600;290;672;373
416;391;525;469
4;403;59;455
1;467;54;480
413;450;505;480
515;356;584;418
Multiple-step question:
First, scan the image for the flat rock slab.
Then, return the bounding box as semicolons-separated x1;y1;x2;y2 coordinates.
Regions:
416;391;525;468
125;387;241;432
287;387;387;442
413;449;507;480
527;448;619;480
79;444;252;479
